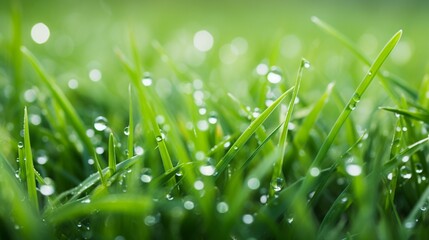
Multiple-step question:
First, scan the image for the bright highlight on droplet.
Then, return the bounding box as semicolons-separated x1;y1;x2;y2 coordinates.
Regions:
193;30;214;52
89;69;102;82
346;164;362;177
31;22;50;44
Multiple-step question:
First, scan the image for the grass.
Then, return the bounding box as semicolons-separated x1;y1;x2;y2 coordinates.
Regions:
1;1;429;239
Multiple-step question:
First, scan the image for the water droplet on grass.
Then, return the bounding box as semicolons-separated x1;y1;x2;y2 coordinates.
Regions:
256;63;269;75
18;142;24;149
216;202;229;213
155;135;164;142
194;180;204;190
199;165;215;176
40;184;55;196
89;69;102;82
140;168;152;183
193;30;214;52
31;22;50;44
400;166;412;179
309;167;320;177
271;177;285;192
242;214;254;224
267;66;283;84
94;116;108;131
416;163;423;174
184;200;194;210
123;126;129;136
303;60;311;69
144;215;157;226
208;115;218;124
346;163;362;176
141;72;153;86
402;155;410;163
247;178;261;190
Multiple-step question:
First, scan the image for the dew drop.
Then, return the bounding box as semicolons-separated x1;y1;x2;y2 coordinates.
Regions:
242;214;254;224
123;126;129;136
216;202;229;213
144;215;157;226
194;180;204;190
81;198;91;204
140;168;152;183
193;30;214;52
309;167;320;177
155;135;164;142
346;163;362;177
247;177;261;190
287;217;294;224
18;141;24;149
166;193;174;200
260;194;268;204
199;165;215;176
89;69;102;82
387;172;394;180
40;184;55;196
36;154;48;165
31;22;50;44
134;146;144;155
416;163;423;174
401;155;410;163
271;177;285;192
184;200;194;210
256;63;269;76
141;72;153;86
404;221;415;229
303;60;311;69
208;115;218;124
400;165;412;179
367;71;373;76
267;66;283;84
94;116;108;131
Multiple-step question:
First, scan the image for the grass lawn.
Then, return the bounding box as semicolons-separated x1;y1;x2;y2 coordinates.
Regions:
1;0;429;239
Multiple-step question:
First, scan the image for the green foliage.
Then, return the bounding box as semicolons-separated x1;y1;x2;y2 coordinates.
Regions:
1;2;429;239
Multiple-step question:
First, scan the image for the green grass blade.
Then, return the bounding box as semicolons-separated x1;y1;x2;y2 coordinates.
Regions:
0;153;50;239
20;47;105;184
380;107;429;123
108;133;116;174
23;107;39;211
301;29;402;192
127;85;134;158
17;141;26;182
215;86;294;177
115;48;175;183
271;59;307;194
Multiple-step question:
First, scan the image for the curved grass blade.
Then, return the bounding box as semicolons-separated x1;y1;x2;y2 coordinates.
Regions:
301;29;402;193
215;86;294;177
311;17;414;100
380;107;429;123
51;155;144;205
404;185;429;234
115;48;175;184
271;59;307;194
0;153;51;239
20;47;105;185
23;107;38;211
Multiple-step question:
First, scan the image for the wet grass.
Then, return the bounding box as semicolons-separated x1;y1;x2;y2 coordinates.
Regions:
1;1;429;239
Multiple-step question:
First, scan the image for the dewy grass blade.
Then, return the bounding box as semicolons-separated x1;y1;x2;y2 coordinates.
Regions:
108;133;116;174
23;107;39;211
116;46;175;186
127;85;134;158
21;47;106;185
271;59;307;194
215;86;294;177
301;30;402;192
380;107;429;123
